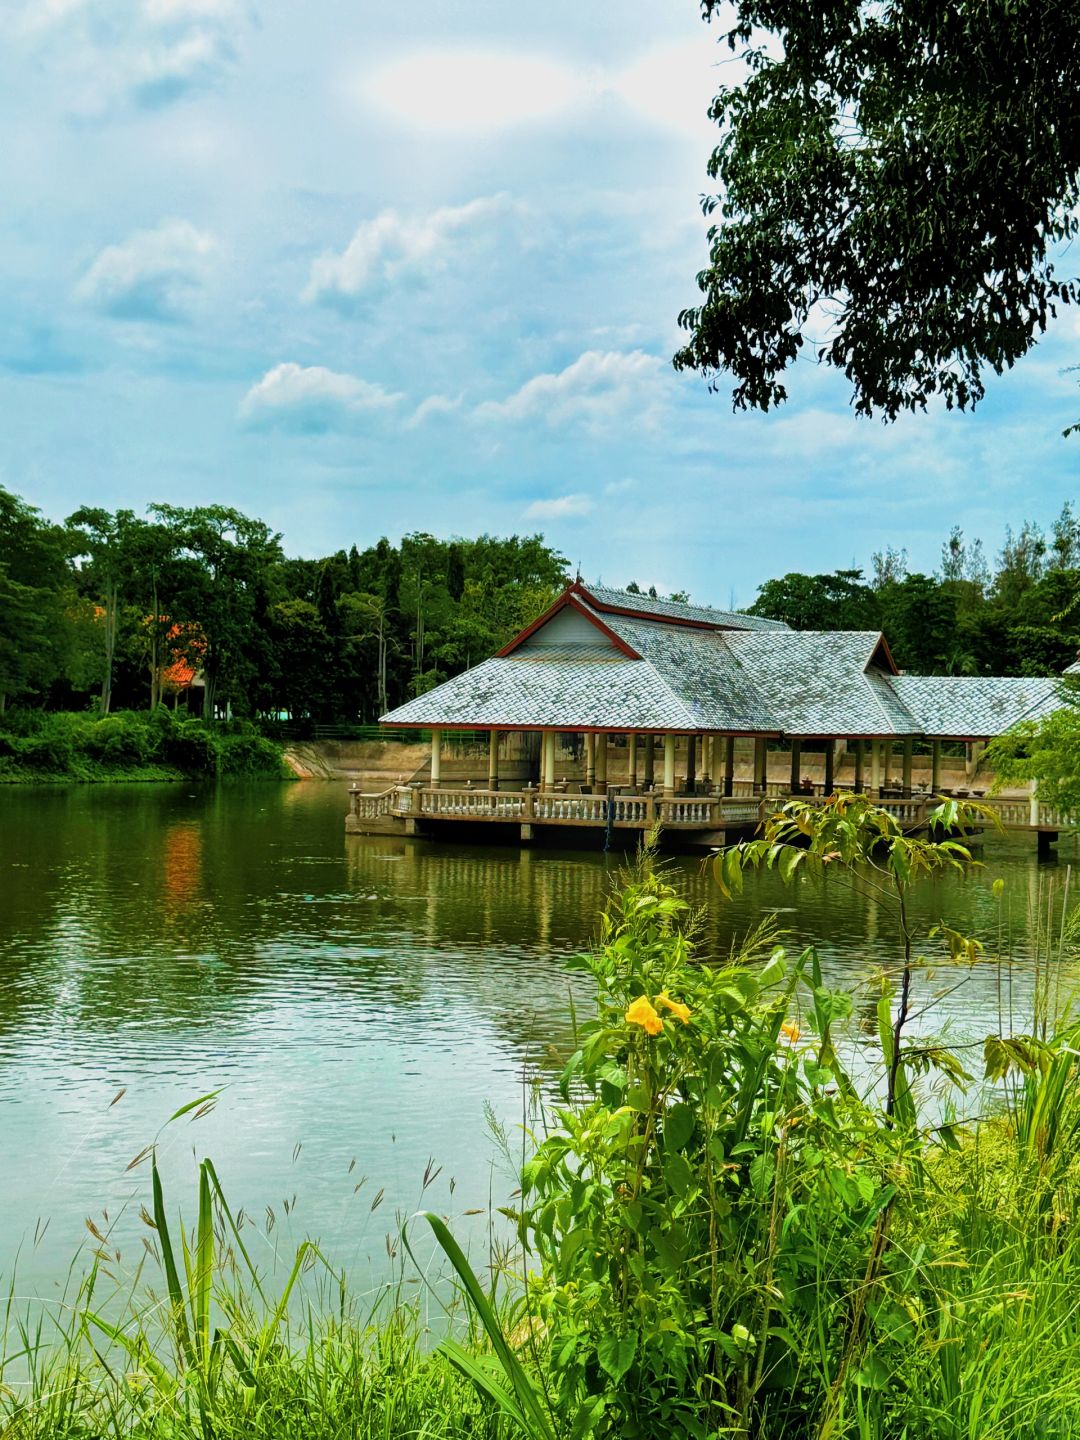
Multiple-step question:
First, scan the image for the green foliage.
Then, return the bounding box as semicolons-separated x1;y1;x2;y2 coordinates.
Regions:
0;709;285;782
675;1;1080;418
987;690;1080;813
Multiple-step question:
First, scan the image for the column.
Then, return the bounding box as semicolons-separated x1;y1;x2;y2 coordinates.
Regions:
685;735;697;794
870;739;881;794
753;737;768;794
430;730;441;789
901;738;913;797
585;732;596;790
853;739;864;793
700;734;711;787
881;740;892;790
724;736;736;797
628;733;638;789
644;735;655;788
789;739;802;794
823;739;835;796
541;730;555;792
488;729;500;791
1030;779;1040;827
931;738;941;793
595;733;608;793
663;732;676;797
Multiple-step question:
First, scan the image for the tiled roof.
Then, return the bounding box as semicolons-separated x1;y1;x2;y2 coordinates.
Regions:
380;584;1071;738
380;653;708;731
582;584;788;632
722;630;921;737
887;675;1063;739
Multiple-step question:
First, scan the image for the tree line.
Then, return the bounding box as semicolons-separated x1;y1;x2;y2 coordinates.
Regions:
0;486;568;722
4;484;1078;725
744;506;1080;676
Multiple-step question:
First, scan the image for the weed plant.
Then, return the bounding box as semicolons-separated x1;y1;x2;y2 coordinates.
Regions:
7;798;1080;1439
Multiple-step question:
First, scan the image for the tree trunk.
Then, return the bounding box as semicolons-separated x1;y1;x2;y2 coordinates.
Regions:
101;576;117;716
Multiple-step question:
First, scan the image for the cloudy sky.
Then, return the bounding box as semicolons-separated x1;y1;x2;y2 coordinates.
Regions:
4;0;1079;606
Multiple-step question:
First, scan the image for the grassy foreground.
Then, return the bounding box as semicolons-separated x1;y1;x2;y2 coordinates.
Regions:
6;799;1080;1439
0;709;286;783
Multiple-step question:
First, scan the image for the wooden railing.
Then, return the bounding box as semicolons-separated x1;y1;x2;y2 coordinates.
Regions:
351;783;1071;834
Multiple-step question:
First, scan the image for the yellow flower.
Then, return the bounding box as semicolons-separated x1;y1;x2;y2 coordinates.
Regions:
657;993;691;1024
780;1020;801;1045
625;996;663;1035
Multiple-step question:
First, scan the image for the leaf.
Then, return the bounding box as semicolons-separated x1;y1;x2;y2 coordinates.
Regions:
664;1102;696;1152
597;1330;638;1383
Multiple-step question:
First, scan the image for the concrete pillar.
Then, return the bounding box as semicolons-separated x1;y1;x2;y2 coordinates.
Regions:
700;734;711;785
931;739;941;793
870;740;881;794
724;736;736;797
585;732;595;789
901;738;913;797
1030;780;1039;827
754;737;768;793
644;735;655;788
663;733;676;797
824;740;835;795
628;733;638;789
430;730;442;788
488;729;500;791
541;730;555;792
686;735;697;793
881;741;892;789
854;739;864;793
789;739;802;794
595;733;608;793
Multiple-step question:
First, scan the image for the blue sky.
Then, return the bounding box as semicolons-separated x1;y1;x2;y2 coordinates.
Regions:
3;0;1079;607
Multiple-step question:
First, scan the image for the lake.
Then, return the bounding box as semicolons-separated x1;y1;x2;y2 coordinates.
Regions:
0;780;1075;1300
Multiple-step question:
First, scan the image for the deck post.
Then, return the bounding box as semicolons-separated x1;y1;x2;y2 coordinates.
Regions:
870;740;881;795
488;729;500;791
754;737;767;794
823;740;835;795
789;739;801;793
595;733;608;793
628;732;638;789
1029;782;1039;827
901;738;913;797
585;732;595;789
700;734;711;788
430;730;442;789
724;736;735;797
541;730;555;792
931;739;941;793
644;734;655;788
686;735;697;793
663;733;676;797
853;739;864;792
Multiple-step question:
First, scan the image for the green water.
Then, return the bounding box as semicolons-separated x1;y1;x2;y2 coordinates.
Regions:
0;781;1074;1297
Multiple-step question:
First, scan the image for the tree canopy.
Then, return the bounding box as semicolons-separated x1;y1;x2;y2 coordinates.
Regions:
674;1;1080;418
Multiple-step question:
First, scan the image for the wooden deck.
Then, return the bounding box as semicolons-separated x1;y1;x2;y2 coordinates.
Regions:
346;784;1071;849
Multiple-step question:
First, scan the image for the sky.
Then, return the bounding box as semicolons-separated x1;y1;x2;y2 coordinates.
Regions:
3;0;1080;608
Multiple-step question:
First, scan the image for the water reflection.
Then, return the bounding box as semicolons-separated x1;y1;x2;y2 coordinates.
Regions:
0;781;1077;1297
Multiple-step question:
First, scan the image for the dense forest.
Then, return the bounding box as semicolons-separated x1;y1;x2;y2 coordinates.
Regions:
0;486;568;723
3;485;1079;728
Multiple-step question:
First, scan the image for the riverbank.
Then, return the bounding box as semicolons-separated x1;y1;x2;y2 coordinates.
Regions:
0;710;286;783
7;829;1080;1440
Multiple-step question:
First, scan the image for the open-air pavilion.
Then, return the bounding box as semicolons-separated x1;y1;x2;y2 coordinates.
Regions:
349;582;1068;849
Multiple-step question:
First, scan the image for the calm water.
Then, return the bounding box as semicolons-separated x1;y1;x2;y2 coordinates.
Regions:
0;781;1075;1299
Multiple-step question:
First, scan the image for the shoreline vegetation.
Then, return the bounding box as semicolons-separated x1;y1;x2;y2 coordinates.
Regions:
0;710;286;784
7;804;1080;1439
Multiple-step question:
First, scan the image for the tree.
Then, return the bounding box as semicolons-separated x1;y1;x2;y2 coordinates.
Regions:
0;488;71;712
749;569;878;630
674;2;1080;418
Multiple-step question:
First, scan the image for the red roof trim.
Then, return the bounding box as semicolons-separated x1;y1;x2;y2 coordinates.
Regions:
496;588;641;659
379;722;783;736
574;581;726;632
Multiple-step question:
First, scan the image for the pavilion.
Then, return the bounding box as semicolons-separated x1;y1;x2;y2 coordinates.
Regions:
355;582;1066;846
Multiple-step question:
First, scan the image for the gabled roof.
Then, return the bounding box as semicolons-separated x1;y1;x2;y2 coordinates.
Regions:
887;675;1063;740
380;581;1072;740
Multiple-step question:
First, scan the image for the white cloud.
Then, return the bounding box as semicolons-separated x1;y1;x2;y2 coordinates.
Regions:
475;350;667;429
524;494;596;520
603;476;637;496
129;28;235;107
407;393;463;428
304;195;513;308
239;362;404;433
364;51;588;135
75;218;216;321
